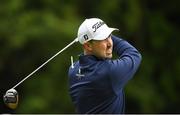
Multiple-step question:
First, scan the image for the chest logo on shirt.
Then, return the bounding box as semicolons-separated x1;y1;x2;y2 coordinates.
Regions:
76;67;85;80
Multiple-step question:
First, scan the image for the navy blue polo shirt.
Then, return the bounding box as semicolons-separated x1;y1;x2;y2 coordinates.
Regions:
68;35;142;114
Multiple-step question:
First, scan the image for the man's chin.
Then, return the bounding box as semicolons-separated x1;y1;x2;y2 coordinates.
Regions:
106;54;112;59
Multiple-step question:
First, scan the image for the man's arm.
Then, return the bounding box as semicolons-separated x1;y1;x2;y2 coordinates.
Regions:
109;35;142;92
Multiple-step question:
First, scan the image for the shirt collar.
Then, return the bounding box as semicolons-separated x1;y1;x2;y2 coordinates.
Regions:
79;54;105;65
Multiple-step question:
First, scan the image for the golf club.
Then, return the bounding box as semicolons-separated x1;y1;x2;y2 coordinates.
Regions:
3;88;19;109
3;38;79;109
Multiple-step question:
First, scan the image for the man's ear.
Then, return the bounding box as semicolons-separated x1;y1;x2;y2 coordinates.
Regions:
83;42;93;51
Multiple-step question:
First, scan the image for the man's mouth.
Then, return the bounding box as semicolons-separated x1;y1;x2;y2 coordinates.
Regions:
106;51;112;56
106;49;112;54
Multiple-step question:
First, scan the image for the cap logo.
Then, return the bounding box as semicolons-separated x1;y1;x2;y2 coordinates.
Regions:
83;34;89;41
92;21;105;32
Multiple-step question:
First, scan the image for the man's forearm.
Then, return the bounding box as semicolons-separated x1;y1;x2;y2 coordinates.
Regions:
112;35;141;59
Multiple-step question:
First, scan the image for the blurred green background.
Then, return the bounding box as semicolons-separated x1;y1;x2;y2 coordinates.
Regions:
0;0;179;113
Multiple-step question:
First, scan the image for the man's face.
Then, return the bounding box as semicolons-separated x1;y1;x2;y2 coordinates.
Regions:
90;35;113;59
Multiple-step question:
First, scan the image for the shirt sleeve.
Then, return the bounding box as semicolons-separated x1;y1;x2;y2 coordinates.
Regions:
108;35;142;93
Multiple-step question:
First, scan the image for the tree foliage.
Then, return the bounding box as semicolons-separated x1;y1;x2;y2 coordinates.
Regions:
0;0;179;113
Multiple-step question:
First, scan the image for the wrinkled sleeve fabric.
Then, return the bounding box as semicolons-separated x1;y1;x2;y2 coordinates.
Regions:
108;35;142;94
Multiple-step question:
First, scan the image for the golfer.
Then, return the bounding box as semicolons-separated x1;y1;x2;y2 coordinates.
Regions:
68;18;142;114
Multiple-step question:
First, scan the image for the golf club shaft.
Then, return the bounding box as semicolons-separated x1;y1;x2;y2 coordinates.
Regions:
12;38;78;89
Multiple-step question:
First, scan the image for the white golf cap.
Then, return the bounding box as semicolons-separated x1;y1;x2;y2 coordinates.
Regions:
77;18;119;44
